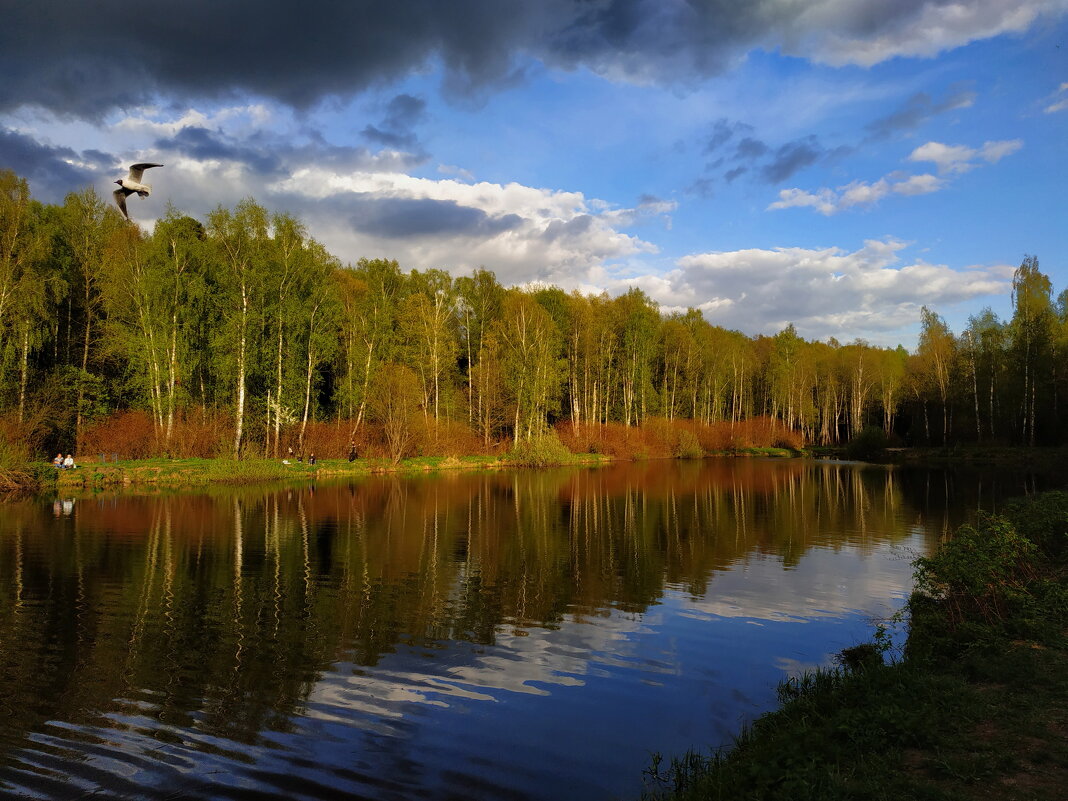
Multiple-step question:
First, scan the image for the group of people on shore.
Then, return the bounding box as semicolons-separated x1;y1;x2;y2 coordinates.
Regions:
52;453;77;469
279;442;358;465
282;447;317;465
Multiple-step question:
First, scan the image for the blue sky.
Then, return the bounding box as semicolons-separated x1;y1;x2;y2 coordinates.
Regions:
1;1;1065;347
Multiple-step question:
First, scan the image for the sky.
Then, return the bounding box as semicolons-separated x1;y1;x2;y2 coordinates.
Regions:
1;0;1066;348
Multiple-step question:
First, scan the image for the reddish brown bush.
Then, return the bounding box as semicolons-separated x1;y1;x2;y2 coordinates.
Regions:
79;408;236;460
170;409;233;458
557;416;805;459
274;417;489;461
81;410;157;460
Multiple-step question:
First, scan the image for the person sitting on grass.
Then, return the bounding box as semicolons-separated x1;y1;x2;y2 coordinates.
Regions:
53;453;64;468
62;454;77;469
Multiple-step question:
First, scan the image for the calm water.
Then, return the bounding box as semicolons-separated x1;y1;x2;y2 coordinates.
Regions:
0;459;1046;800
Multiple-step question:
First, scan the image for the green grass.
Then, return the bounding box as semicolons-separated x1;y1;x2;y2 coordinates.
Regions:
642;492;1068;801
44;450;610;490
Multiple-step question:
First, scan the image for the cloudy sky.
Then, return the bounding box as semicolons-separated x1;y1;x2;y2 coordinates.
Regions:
2;0;1066;346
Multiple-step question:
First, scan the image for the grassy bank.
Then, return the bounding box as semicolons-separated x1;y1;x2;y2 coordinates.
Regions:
642;490;1068;801
42;450;614;490
34;427;805;492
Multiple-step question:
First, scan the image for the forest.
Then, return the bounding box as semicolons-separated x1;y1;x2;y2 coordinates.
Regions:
1;168;1066;461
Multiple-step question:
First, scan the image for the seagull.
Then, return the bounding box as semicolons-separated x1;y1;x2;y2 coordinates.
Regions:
113;163;163;219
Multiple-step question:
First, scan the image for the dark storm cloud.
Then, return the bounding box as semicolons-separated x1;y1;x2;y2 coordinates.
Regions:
153;124;427;180
156;127;284;175
697;120;832;185
362;94;428;150
724;166;747;183
0;1;1006;118
865;84;977;139
703;119;755;154
0;128;100;199
761;137;823;183
343;195;523;238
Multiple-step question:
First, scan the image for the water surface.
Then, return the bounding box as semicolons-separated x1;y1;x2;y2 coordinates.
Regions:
0;459;1042;800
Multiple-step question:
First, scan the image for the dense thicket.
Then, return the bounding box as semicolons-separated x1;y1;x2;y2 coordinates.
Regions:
1;170;1065;457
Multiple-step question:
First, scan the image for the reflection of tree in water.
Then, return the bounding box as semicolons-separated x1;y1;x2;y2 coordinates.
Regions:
0;460;1045;781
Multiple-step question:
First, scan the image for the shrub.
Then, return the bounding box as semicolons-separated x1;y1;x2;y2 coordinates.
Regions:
912;512;1043;637
844;426;889;461
674;429;704;459
507;431;574;467
81;410;157;460
0;428;34;491
1002;490;1068;559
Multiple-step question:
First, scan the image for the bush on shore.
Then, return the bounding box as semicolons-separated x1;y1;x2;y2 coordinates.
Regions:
505;431;574;467
844;426;890;461
556;416;803;459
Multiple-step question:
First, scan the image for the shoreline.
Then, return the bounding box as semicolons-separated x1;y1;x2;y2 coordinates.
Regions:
19;444;1068;495
641;490;1068;801
38;447;806;493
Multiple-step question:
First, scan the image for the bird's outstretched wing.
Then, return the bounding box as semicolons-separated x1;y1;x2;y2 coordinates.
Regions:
113;188;130;219
128;163;163;182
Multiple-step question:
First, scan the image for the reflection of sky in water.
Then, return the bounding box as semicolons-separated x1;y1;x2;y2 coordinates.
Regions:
293;532;925;801
4;459;1040;801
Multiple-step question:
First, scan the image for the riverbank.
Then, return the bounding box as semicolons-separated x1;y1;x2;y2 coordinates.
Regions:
642;490;1068;801
37;446;808;492
41;453;597;490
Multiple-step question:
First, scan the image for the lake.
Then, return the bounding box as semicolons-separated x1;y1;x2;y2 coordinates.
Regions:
0;458;1048;800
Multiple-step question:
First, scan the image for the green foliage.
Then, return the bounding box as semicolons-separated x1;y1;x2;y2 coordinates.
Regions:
5;169;1068;459
505;431;574;467
912;512;1053;642
844;426;889;461
1002;490;1068;558
673;428;704;459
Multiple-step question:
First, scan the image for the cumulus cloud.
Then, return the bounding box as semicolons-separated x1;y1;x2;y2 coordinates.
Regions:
769;138;1020;215
266;167;657;284
0;127;106;200
768;172;943;215
647;239;1011;342
907;139;1023;174
1;1;1062;118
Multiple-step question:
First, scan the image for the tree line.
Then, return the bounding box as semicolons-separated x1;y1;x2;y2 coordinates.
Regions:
1;169;1065;457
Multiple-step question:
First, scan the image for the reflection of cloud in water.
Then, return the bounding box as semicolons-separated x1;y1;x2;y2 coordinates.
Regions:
310;532;921;731
673;534;924;625
309;607;666;726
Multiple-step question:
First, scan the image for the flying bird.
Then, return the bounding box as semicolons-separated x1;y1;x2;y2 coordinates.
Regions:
113;163;163;219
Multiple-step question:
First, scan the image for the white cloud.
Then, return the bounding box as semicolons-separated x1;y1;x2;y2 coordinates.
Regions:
788;0;1064;67
891;173;944;196
768;171;943;215
1044;82;1068;113
766;187;838;215
908;139;1023;173
626;239;1013;344
770;139;1018;216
